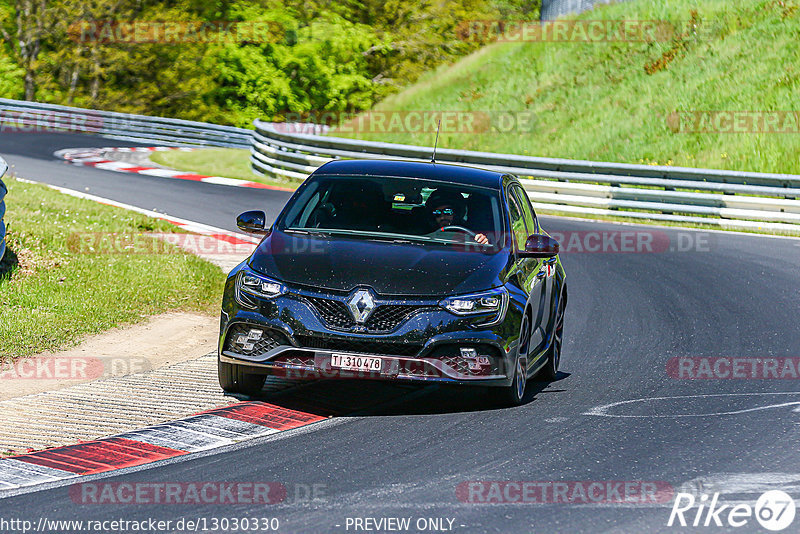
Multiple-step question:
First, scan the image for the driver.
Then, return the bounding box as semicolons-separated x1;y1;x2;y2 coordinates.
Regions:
425;189;489;245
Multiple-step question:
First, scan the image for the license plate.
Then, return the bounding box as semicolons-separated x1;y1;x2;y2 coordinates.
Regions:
330;353;382;372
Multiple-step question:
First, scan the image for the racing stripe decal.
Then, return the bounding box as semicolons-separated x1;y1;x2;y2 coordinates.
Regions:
0;402;325;491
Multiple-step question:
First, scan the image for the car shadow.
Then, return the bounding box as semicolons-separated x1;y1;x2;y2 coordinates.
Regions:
231;370;571;418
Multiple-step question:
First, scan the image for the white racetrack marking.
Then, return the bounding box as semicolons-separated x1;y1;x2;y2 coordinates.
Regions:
584;392;800;418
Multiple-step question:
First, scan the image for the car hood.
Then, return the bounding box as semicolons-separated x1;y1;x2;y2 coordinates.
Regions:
248;231;508;296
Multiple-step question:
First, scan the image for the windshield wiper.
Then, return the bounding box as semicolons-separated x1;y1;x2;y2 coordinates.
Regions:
285;228;331;236
366;235;420;245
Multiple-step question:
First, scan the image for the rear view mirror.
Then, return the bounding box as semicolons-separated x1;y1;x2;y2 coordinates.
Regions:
236;210;268;235
520;234;559;258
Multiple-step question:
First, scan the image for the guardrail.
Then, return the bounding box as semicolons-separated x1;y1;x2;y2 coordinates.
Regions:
0;99;251;148
251;120;800;232
1;156;7;261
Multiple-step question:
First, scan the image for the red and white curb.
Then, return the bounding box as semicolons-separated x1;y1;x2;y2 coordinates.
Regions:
55;147;294;191
0;402;325;491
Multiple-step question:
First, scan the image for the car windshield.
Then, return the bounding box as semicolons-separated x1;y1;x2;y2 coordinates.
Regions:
279;175;504;248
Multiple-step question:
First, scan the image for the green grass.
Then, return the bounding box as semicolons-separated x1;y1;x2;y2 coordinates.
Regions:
336;0;800;174
149;148;300;189
0;178;225;360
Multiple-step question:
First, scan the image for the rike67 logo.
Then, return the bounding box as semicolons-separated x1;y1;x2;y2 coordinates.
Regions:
668;490;796;531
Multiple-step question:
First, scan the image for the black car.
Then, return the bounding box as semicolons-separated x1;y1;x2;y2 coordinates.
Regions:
218;159;567;406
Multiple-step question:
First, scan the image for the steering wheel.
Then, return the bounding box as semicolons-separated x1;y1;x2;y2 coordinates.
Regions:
436;225;478;238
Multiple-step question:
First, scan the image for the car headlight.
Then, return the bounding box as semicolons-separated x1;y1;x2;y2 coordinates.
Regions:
236;269;287;306
439;287;509;326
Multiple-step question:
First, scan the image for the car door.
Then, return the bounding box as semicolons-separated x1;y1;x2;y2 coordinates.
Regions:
510;183;552;357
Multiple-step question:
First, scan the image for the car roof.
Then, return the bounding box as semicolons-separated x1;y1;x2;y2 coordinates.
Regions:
312;159;506;189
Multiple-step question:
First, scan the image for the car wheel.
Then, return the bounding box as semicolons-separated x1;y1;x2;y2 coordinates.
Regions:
218;359;267;396
488;314;529;407
537;289;565;381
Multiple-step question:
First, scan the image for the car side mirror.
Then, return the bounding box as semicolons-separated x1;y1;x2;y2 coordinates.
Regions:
520;234;559;258
236;210;268;235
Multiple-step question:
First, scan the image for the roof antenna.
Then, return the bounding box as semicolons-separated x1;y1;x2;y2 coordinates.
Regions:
430;119;441;163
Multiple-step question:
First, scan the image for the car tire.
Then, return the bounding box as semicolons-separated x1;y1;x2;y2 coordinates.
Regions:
537;288;565;381
218;360;267;396
488;314;529;407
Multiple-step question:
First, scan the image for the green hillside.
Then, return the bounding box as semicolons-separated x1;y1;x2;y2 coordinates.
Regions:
338;0;800;174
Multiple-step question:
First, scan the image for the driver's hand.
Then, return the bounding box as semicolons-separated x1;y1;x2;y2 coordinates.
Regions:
474;233;489;245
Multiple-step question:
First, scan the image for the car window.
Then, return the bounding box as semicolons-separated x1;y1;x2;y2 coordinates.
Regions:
512;184;538;234
279;175;503;249
506;187;528;251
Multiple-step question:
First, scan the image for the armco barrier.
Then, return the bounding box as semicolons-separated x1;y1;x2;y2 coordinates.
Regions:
0;99;251;148
250;119;800;232
1;156;7;261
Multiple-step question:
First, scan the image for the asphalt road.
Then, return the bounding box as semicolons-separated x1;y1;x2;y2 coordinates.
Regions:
1;132;800;533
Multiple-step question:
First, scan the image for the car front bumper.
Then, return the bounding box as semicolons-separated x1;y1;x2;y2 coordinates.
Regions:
219;274;521;388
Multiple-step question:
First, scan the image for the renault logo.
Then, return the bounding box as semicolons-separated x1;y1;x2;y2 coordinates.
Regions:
348;289;376;324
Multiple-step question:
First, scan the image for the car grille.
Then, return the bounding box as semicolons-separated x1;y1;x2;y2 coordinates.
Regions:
437;355;495;376
224;323;289;357
302;297;353;329
271;354;315;368
427;345;503;377
400;361;441;378
368;305;427;332
294;335;422;357
302;296;432;333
